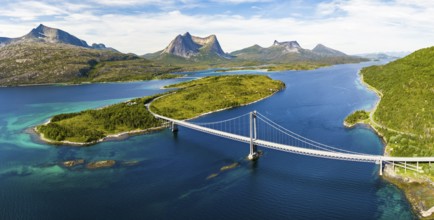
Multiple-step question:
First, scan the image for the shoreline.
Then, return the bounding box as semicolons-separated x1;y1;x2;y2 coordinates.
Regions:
347;69;432;218
34;80;284;146
33;124;167;146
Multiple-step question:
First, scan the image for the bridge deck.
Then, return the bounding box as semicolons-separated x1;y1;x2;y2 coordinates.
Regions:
152;113;434;163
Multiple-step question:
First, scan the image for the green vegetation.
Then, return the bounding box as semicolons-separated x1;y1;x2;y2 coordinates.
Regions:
361;46;434;158
37;75;284;144
344;110;369;126
0;42;180;86
88;59;182;82
358;46;434;218
151;75;285;120
37;96;162;143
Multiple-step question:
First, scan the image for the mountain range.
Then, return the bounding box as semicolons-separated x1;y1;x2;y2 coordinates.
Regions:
0;24;117;51
145;32;365;65
0;24;180;86
0;24;368;86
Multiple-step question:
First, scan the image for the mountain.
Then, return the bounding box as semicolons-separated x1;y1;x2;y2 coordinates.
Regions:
312;44;347;56
356;52;411;60
0;42;134;86
231;40;359;63
360;47;434;216
0;24;116;51
144;32;231;61
272;40;302;53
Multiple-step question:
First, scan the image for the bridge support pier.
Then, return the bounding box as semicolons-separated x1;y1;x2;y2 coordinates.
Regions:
248;111;259;161
171;122;178;133
379;160;383;176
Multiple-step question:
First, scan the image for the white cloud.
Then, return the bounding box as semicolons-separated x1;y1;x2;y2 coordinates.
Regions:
0;0;433;55
211;0;272;3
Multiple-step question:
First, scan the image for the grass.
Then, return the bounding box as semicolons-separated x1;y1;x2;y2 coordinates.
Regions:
150;75;285;120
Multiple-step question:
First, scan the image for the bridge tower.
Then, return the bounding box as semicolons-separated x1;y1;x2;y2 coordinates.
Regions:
248;111;259;160
171;122;178;133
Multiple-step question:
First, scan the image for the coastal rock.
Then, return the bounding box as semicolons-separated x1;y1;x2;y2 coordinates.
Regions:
121;160;140;166
220;162;239;171
206;173;219;180
86;160;116;169
62;159;85;167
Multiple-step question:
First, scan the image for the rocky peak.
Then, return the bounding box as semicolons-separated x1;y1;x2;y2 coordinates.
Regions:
312;44;346;56
22;24;89;48
162;32;227;58
0;24;117;51
272;40;302;53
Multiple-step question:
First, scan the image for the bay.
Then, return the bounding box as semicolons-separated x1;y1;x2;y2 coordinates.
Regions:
0;61;415;219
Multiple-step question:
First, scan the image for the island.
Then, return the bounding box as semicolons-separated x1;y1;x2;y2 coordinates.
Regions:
150;75;285;120
345;46;434;218
35;75;285;145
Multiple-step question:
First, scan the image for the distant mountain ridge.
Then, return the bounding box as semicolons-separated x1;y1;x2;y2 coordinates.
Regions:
0;24;117;51
230;40;356;63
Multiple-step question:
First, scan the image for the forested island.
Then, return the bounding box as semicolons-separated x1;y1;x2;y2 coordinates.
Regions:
347;46;434;218
151;75;285;120
35;75;284;145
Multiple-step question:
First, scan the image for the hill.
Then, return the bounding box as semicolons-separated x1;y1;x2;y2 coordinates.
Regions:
0;24;116;51
0;42;179;86
230;40;365;64
348;46;434;217
361;47;433;156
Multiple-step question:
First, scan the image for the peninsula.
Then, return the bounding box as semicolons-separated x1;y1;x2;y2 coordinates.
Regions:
344;46;434;218
35;75;285;145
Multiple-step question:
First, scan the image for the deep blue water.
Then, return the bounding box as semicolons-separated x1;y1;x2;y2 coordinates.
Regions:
0;62;415;219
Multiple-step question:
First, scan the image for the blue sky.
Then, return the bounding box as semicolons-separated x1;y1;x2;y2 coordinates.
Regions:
0;0;433;54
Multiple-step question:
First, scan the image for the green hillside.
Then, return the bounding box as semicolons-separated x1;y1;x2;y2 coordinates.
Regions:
361;46;434;157
151;75;285;120
0;42;179;86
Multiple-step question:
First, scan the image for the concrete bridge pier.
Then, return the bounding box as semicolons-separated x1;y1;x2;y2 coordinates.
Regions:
248;111;259;161
379;160;383;176
171;122;178;133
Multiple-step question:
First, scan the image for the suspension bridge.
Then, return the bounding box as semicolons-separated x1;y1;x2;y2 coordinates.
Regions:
150;110;434;175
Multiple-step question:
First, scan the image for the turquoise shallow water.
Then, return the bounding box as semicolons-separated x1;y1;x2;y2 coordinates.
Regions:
0;62;415;219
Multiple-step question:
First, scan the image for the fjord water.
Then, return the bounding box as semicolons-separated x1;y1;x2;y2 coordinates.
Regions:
0;62;415;219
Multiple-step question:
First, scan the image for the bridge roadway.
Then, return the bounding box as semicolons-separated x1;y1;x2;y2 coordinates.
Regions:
152;113;434;164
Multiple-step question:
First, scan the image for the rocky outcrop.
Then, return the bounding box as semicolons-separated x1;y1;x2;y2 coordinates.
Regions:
86;160;116;169
161;32;228;58
272;40;302;53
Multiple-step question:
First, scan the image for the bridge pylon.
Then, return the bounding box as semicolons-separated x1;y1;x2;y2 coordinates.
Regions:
171;122;178;133
248;111;259;161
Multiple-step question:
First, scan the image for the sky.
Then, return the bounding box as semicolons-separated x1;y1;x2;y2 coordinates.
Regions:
0;0;433;55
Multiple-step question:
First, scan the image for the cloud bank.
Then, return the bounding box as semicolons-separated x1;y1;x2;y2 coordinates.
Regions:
0;0;432;55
